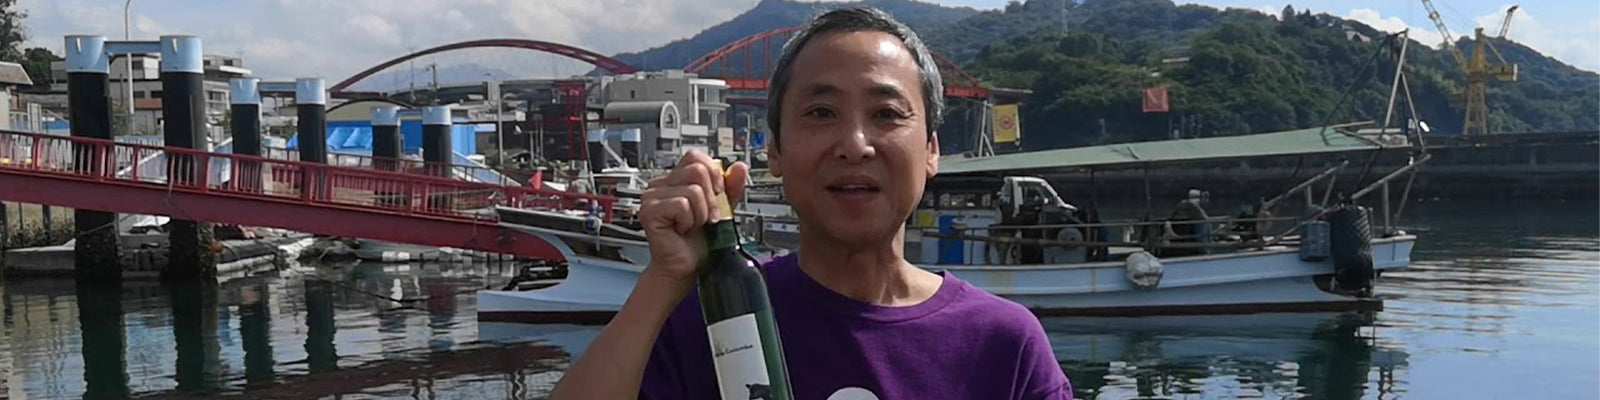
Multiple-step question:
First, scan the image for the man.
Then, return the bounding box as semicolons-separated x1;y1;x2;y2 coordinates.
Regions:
550;8;1072;399
1166;188;1211;256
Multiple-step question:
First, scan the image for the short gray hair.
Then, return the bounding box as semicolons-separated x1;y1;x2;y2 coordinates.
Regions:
765;7;945;150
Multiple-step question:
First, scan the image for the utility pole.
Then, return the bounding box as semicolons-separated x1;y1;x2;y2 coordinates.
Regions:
430;63;439;95
124;0;135;127
487;77;505;173
407;46;416;104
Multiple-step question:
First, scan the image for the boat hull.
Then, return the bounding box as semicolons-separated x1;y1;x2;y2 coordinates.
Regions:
478;219;1415;322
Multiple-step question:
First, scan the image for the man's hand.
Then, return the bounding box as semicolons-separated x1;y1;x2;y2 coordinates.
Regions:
549;150;749;400
638;150;749;287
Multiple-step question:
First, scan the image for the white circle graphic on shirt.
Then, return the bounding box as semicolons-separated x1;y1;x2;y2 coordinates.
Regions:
826;387;881;400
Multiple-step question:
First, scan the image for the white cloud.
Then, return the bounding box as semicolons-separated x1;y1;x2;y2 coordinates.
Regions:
19;0;760;81
1344;8;1445;50
17;0;1596;82
343;15;402;47
1471;6;1599;72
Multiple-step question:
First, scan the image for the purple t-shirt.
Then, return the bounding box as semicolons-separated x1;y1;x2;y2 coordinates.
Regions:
640;254;1072;399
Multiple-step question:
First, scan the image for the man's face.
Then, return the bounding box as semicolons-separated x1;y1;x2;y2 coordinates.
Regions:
769;30;939;246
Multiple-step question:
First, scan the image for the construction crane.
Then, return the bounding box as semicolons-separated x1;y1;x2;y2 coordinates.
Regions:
1419;0;1519;137
1497;5;1518;38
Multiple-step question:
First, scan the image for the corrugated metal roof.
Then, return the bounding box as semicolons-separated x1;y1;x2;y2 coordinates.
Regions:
940;125;1391;175
0;61;32;86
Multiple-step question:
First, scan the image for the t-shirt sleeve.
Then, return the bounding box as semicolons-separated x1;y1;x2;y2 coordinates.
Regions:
1016;319;1073;400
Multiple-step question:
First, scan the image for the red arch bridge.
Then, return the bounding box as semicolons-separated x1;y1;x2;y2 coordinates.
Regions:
330;28;993;99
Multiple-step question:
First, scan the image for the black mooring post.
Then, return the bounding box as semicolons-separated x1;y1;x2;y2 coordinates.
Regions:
371;106;404;207
421;105;452;176
65;34;121;280
371;106;402;171
159;35;216;280
230;77;263;192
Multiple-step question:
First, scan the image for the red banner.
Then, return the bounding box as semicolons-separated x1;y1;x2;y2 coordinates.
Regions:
1143;86;1170;113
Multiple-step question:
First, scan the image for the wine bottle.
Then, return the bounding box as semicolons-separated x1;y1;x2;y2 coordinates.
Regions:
698;187;793;400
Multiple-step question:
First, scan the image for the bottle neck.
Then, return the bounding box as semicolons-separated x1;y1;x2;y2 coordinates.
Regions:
706;190;739;251
706;219;739;252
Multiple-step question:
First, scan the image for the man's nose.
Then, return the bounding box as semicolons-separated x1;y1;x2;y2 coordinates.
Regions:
833;120;876;163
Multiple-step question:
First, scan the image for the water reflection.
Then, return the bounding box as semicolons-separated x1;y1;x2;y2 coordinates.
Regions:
1047;312;1406;399
169;281;222;392
76;280;129;400
0;260;579;399
236;279;274;386
303;279;339;373
0;199;1593;399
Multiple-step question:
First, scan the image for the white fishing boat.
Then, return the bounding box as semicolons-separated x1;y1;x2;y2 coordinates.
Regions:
478;122;1428;322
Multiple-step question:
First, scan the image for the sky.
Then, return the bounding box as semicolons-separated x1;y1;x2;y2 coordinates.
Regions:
19;0;1599;83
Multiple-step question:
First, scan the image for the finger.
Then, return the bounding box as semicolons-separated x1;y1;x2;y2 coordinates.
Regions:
641;187;704;236
676;184;709;231
658;197;697;235
671;198;698;235
725;161;750;205
670;163;717;222
677;150;724;196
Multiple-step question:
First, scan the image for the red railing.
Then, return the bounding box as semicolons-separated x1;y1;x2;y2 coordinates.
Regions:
0;130;616;222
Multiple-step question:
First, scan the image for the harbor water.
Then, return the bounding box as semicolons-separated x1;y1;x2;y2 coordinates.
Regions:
1;198;1595;399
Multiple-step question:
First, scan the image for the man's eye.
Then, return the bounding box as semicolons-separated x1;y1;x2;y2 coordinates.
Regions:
874;109;910;120
804;108;836;119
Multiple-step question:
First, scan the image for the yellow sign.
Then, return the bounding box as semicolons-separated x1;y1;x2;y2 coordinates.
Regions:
994;104;1020;144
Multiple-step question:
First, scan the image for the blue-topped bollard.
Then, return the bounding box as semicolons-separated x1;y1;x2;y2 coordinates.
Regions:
64;35;122;280
371;106;402;172
158;34;216;280
295;78;327;164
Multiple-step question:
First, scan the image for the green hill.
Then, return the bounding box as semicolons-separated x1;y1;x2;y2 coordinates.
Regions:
957;0;1598;149
617;0;1599;151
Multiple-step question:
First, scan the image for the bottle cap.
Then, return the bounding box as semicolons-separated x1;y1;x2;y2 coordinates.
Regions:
712;160;734;221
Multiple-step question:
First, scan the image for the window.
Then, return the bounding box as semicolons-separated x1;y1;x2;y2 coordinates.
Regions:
131;60;144;70
134;91;146;99
151;91;163;99
697;88;705;102
629;90;636;99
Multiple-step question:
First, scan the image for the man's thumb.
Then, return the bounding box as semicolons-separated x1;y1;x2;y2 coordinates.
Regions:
725;161;750;204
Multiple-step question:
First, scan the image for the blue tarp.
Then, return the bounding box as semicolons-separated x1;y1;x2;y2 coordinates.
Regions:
287;119;477;156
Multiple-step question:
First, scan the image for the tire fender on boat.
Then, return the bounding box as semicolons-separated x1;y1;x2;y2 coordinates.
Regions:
1125;251;1164;290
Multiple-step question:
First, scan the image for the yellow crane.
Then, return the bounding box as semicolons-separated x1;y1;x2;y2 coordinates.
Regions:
1419;0;1519;137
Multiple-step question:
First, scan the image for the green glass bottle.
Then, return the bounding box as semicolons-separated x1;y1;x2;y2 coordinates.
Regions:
698;189;793;400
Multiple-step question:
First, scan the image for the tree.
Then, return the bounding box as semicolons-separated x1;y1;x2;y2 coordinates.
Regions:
0;0;25;64
21;47;59;90
1281;5;1296;22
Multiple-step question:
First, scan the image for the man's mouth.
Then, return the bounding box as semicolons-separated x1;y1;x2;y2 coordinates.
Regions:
826;176;881;194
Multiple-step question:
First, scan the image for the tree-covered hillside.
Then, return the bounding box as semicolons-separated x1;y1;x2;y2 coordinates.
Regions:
617;0;1599;151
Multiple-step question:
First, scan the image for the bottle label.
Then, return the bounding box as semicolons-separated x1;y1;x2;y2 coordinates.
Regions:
706;313;772;400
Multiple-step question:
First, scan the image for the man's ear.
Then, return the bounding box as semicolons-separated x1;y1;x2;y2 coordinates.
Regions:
925;132;939;180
